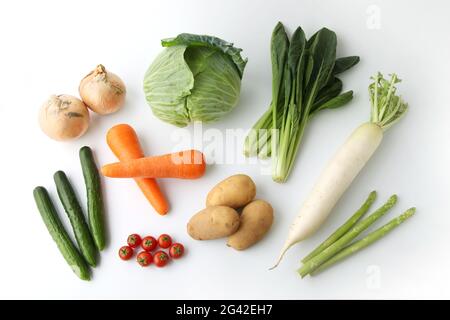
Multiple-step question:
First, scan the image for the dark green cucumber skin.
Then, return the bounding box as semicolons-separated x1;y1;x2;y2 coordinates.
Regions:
54;171;98;267
80;146;106;251
33;186;91;281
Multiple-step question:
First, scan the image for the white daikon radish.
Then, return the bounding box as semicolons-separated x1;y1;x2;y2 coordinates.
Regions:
272;73;408;269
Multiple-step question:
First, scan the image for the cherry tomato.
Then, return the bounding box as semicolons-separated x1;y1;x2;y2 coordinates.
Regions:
153;251;170;267
141;236;157;251
136;251;152;267
158;234;172;249
118;246;133;260
169;243;184;259
127;234;142;248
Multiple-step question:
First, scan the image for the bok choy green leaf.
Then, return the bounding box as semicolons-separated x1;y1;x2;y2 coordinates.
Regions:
244;22;359;182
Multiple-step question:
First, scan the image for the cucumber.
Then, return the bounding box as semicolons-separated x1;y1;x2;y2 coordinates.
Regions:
79;146;106;251
33;186;91;281
54;171;98;267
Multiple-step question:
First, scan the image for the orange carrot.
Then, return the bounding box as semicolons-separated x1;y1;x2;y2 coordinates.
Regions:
101;150;206;179
106;124;169;215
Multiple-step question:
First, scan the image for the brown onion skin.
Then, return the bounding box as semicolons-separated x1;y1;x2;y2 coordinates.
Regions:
79;64;126;115
38;94;90;141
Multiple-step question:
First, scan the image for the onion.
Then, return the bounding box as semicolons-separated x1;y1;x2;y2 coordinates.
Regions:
79;64;126;115
38;95;90;141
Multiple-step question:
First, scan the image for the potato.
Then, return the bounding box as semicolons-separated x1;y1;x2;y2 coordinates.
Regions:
206;174;256;208
227;200;274;250
187;206;240;240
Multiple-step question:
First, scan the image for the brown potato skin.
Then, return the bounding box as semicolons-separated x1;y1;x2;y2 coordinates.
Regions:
227;200;274;250
187;206;240;240
206;174;256;209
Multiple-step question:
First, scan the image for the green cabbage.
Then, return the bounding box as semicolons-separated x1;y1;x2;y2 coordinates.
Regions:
143;34;247;127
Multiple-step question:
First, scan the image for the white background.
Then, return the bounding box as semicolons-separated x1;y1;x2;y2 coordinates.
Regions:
0;0;449;299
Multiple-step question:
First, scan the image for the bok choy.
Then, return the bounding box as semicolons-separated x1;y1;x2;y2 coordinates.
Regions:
243;22;359;182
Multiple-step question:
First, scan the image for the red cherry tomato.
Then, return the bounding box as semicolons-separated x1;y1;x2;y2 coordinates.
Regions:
153;251;170;267
158;234;172;249
127;234;142;248
169;243;184;259
136;251;153;267
118;246;133;260
141;236;157;251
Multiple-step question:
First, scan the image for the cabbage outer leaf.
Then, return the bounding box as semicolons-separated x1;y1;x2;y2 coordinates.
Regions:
185;47;241;123
143;45;193;127
162;33;247;78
